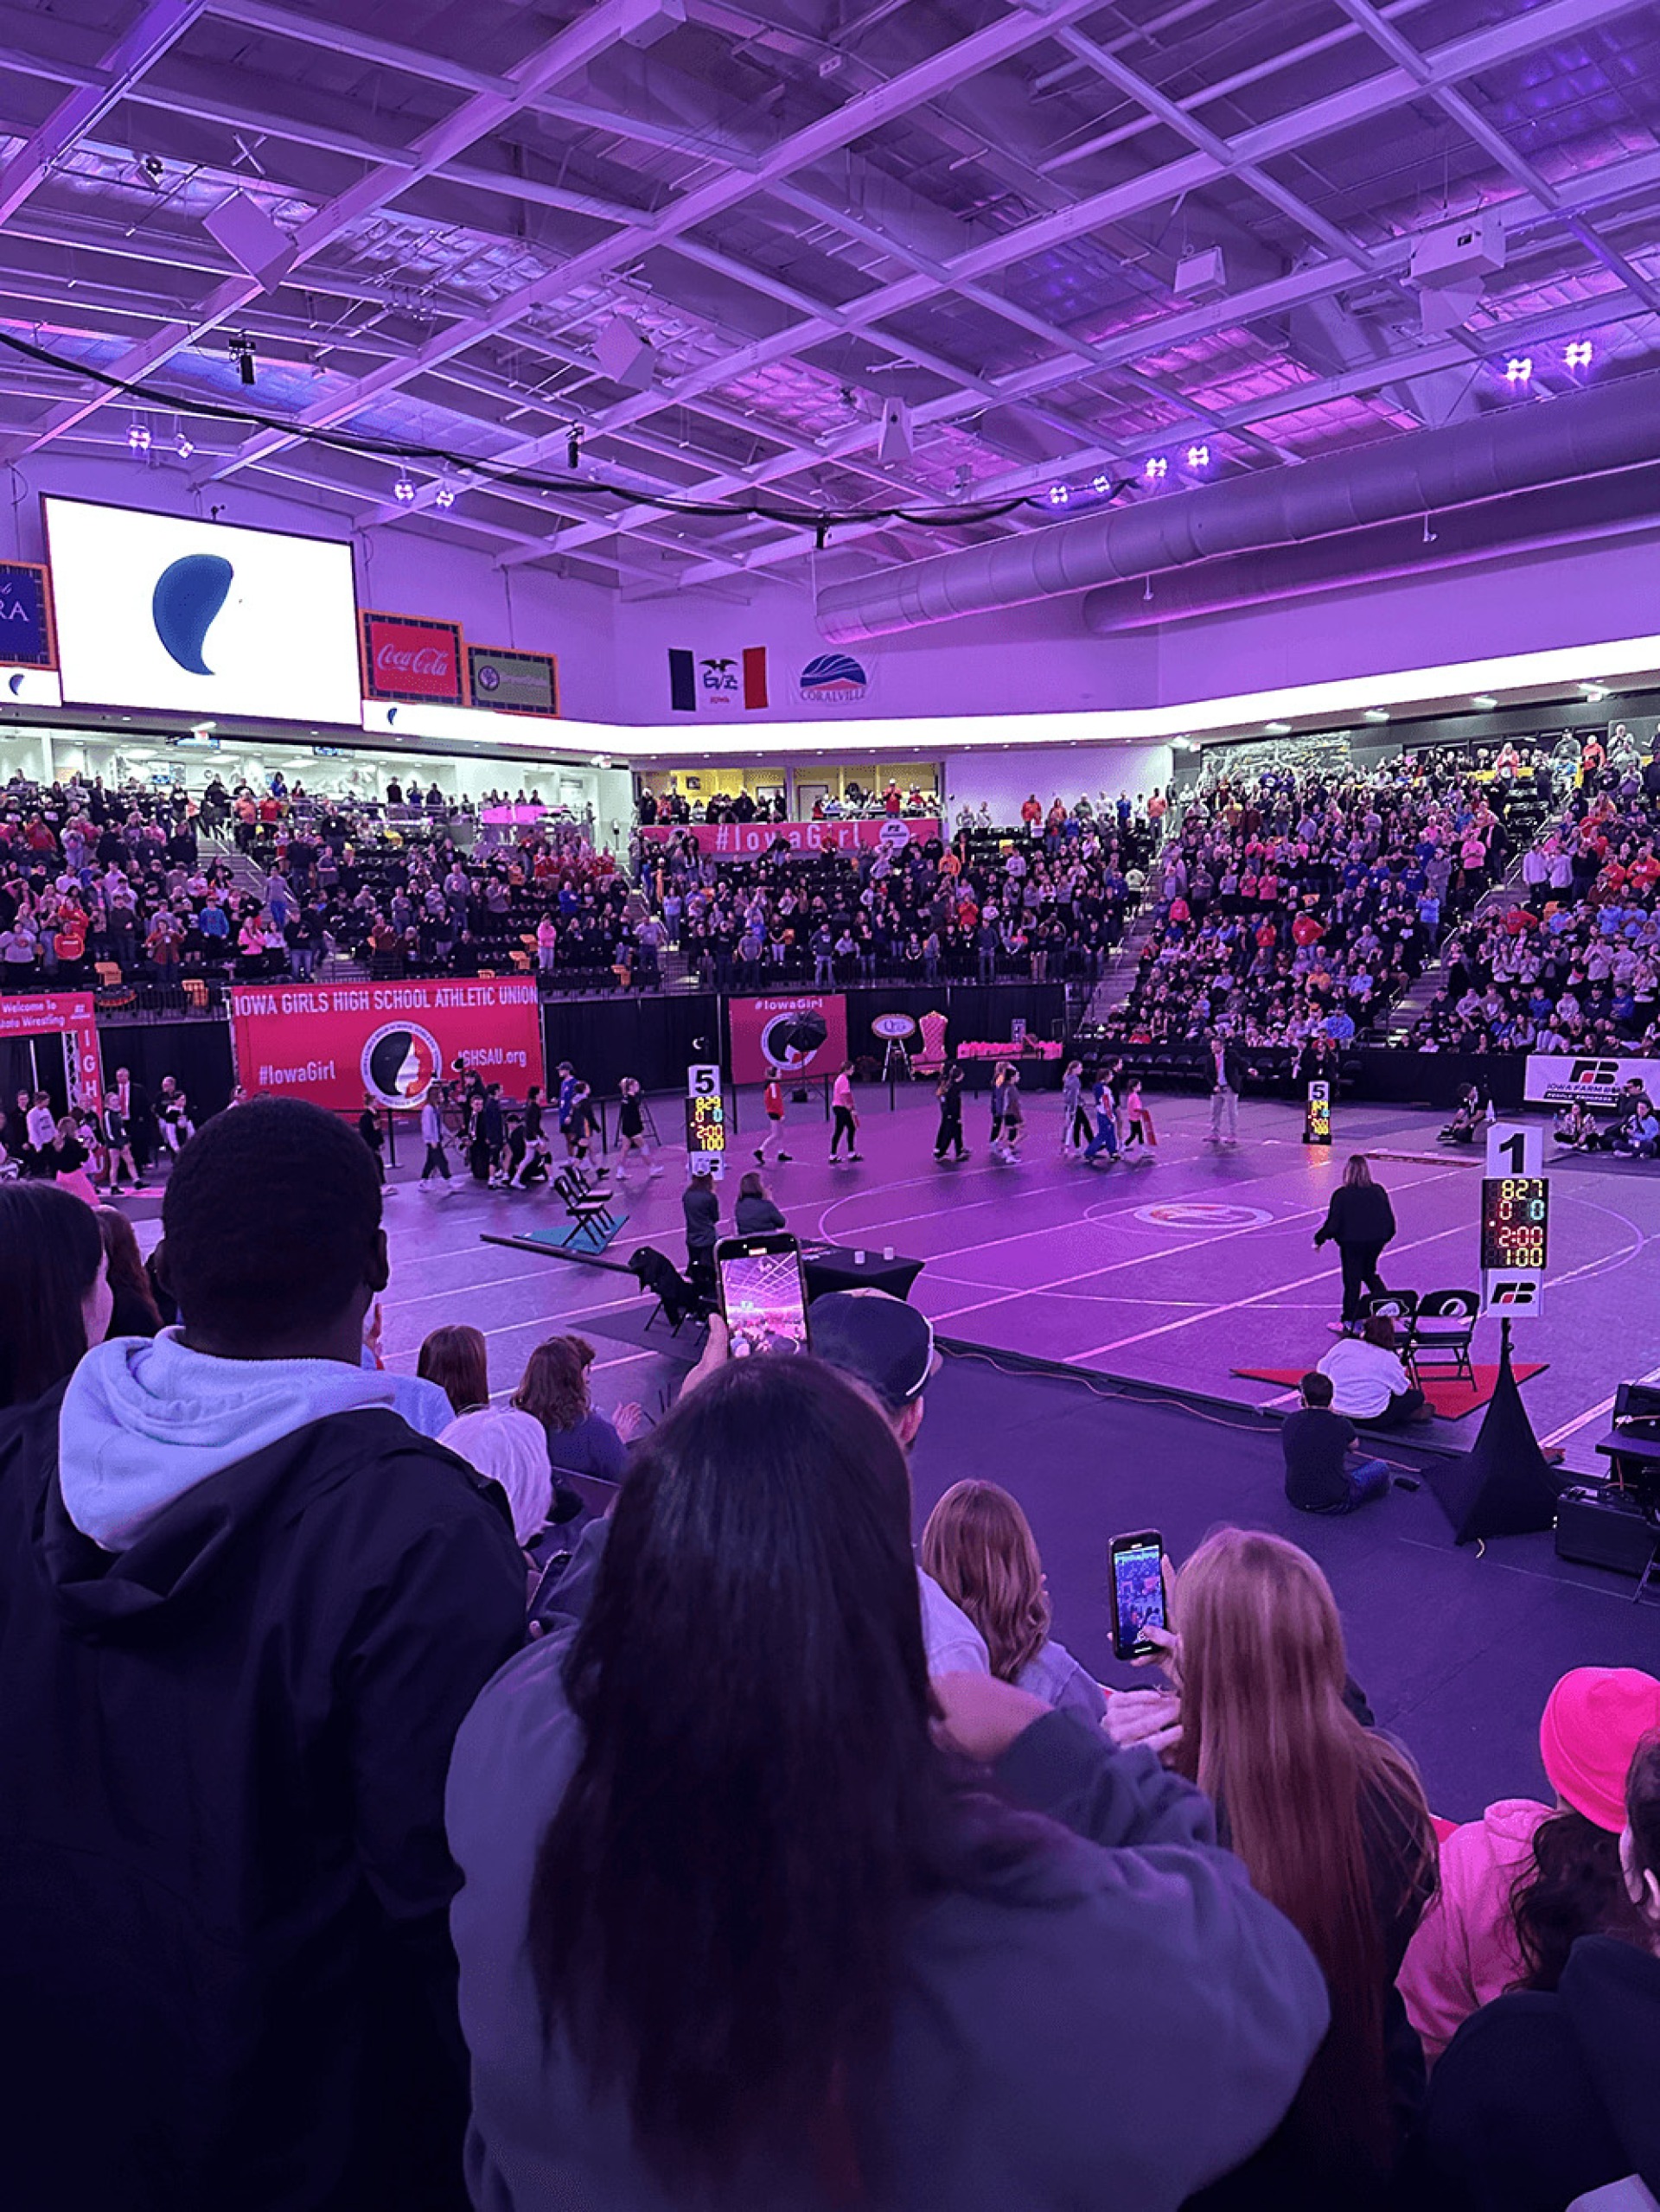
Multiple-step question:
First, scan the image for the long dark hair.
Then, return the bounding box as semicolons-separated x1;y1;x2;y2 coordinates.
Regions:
95;1205;163;1336
1510;1807;1649;1989
418;1323;488;1417
0;1182;104;1407
528;1358;1001;2188
514;1334;593;1434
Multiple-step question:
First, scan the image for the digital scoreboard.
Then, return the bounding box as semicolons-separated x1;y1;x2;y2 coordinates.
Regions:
1479;1173;1549;1313
1303;1080;1331;1146
685;1091;727;1155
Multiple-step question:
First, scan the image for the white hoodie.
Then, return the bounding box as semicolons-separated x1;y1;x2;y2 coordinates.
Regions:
60;1332;448;1551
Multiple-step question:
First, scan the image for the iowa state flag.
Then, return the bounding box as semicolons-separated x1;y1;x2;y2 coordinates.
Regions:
669;647;768;712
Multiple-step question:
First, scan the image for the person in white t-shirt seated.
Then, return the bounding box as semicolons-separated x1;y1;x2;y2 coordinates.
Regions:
1318;1316;1432;1429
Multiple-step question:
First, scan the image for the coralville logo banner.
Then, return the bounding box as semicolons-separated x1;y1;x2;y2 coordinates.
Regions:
230;979;544;1113
361;609;466;705
668;647;768;712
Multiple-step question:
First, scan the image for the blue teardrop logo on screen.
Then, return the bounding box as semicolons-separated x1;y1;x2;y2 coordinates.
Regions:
386;706;399;725
7;673;22;696
152;553;233;674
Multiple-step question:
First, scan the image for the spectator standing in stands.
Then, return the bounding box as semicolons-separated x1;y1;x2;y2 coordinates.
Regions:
1425;1734;1660;2212
1206;1027;1247;1146
921;1478;1106;1721
933;1057;967;1162
1154;1529;1437;2209
447;1356;1329;2212
0;1100;527;2212
830;1061;861;1161
1313;1155;1397;1326
0;1182;112;1410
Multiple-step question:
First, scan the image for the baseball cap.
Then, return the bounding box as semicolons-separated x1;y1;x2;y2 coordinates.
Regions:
808;1289;941;1412
1539;1666;1660;1832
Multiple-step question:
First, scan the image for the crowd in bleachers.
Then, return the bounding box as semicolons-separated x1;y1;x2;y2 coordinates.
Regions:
1097;754;1550;1050
1412;747;1660;1056
637;788;1161;989
2;1095;1659;2212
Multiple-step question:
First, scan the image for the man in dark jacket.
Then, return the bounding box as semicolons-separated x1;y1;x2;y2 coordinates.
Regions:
1205;1027;1248;1146
0;1099;527;2212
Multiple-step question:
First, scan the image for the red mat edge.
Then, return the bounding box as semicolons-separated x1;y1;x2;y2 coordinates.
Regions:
1231;1362;1548;1418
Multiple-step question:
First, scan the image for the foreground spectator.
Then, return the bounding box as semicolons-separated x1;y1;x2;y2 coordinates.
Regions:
919;1477;1106;1720
1154;1528;1438;2208
0;1100;527;2211
418;1321;490;1417
511;1334;635;1487
1425;1733;1660;2212
446;1358;1330;2211
94;1204;163;1338
1400;1667;1660;2062
0;1182;112;1411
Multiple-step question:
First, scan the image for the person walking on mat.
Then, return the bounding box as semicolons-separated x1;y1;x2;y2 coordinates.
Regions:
754;1072;791;1164
830;1062;861;1162
1314;1154;1397;1328
1205;1028;1246;1147
933;1060;967;1162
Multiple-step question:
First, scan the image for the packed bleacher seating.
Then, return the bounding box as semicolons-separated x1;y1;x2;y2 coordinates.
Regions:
3;1097;1660;2212
639;790;1160;988
1096;752;1554;1050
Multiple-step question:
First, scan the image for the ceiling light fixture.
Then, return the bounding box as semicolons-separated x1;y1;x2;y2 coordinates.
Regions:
227;331;256;386
127;419;150;455
1144;455;1168;481
176;430;194;461
432;481;456;508
1503;355;1533;386
393;473;416;503
1184;443;1210;469
1045;483;1070;507
1564;339;1594;371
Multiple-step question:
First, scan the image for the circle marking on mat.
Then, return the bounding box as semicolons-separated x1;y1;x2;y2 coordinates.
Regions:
1134;1201;1273;1231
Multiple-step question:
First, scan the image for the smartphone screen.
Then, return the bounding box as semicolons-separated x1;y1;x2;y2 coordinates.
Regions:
1110;1532;1166;1661
716;1236;810;1358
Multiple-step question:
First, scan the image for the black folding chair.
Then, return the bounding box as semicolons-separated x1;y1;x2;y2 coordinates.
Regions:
1408;1289;1479;1389
553;1170;620;1253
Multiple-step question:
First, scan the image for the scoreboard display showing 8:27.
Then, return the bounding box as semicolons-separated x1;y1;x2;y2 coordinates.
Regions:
1479;1176;1549;1272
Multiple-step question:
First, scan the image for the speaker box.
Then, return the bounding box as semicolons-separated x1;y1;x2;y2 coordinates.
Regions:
1555;1486;1660;1577
203;192;297;292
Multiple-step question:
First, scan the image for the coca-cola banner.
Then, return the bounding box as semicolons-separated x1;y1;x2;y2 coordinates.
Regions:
639;819;941;860
230;978;544;1115
360;609;466;705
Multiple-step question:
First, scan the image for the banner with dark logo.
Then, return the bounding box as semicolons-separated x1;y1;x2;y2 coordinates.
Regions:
360;609;466;704
729;993;846;1085
467;642;559;717
230;979;543;1112
639;819;940;859
0;562;55;666
1523;1052;1659;1108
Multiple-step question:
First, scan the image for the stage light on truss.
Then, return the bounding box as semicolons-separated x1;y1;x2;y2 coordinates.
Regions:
176;430;195;460
1044;483;1071;507
1184;443;1211;469
1144;455;1168;481
432;480;456;508
1503;355;1533;386
1091;471;1114;494
128;419;151;456
1564;339;1594;371
393;473;417;504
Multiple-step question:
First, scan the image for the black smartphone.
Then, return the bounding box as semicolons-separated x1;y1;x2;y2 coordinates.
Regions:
715;1233;810;1358
1108;1529;1167;1661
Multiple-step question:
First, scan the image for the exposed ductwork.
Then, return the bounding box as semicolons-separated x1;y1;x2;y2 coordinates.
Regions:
815;369;1660;642
1081;462;1660;633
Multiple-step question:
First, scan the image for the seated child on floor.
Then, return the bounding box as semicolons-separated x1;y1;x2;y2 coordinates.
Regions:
1281;1370;1392;1514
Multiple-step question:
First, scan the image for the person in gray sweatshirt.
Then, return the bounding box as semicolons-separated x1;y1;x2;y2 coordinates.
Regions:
447;1355;1329;2212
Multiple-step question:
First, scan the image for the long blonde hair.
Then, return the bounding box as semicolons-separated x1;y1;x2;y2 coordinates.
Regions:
919;1480;1049;1680
1172;1529;1433;2175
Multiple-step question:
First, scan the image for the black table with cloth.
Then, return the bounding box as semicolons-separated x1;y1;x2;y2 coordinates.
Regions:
801;1244;924;1301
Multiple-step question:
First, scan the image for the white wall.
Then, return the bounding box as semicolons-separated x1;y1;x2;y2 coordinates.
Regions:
942;741;1172;822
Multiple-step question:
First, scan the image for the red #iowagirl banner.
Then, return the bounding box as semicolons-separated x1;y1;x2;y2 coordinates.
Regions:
0;990;102;1105
640;819;941;860
230;979;544;1114
360;609;466;705
729;993;847;1086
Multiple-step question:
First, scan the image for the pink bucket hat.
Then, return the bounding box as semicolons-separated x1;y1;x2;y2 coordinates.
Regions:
1539;1667;1660;1832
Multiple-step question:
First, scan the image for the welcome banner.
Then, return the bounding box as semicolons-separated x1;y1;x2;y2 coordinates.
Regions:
230;979;543;1113
0;990;102;1105
640;818;941;859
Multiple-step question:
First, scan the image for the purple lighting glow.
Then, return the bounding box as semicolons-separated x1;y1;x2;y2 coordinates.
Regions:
1145;456;1168;481
1565;340;1594;370
1045;484;1070;507
1185;443;1211;469
1503;356;1533;386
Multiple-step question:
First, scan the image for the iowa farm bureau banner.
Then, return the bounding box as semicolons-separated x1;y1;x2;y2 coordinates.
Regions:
640;819;942;858
230;979;543;1114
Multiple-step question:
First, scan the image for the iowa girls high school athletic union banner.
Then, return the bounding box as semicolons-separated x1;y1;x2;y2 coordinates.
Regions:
639;819;941;859
230;979;544;1114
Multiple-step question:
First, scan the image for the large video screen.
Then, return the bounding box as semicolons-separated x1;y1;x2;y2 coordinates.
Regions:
44;497;361;725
